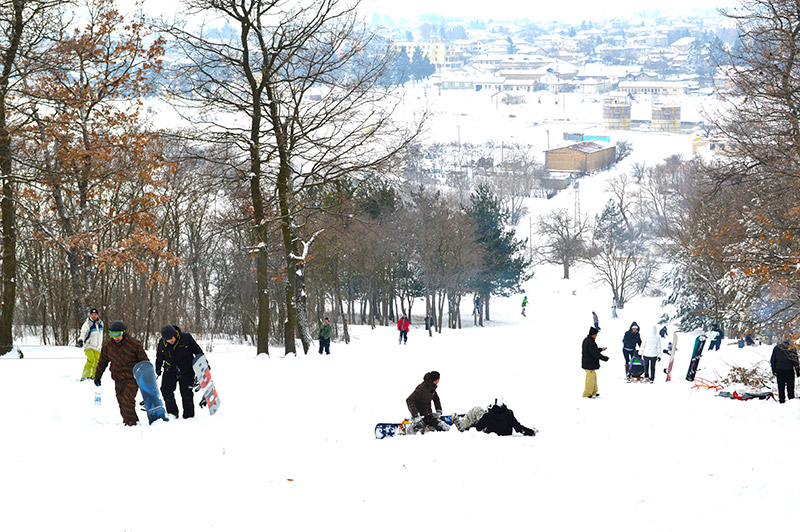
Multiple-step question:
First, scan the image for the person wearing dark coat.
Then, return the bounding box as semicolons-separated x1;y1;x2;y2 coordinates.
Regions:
473;399;536;436
155;325;204;419
582;326;609;398
622;322;642;375
770;341;800;403
94;320;149;426
405;371;447;432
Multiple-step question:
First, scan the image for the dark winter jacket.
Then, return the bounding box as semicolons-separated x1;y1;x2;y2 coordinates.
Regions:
582;334;609;370
473;404;535;436
398;316;410;332
318;322;332;340
406;372;442;418
770;342;799;373
155;326;203;377
622;322;642;351
711;324;723;340
96;334;149;383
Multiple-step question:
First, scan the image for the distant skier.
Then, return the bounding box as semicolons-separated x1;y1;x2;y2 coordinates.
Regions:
622;322;642;375
592;310;600;331
707;323;723;351
405;371;448;433
611;297;618;319
770;340;800;404
94;320;148;426
582;326;609;398
77;308;103;381
521;295;528;317
317;317;332;355
641;325;661;383
397;312;410;345
659;325;668;338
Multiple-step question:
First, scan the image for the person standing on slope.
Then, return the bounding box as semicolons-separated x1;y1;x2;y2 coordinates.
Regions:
406;371;448;432
397;312;410;345
156;325;204;419
622;322;642;375
770;340;800;404
77;308;103;381
94;320;149;426
641;325;661;383
707;323;723;351
521;295;528;317
318;317;332;355
582;326;609;398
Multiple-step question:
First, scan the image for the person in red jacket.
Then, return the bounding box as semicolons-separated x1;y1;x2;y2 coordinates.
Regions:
397;312;410;345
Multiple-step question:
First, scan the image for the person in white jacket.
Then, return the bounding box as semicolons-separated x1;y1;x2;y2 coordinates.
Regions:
641;325;661;383
77;308;104;381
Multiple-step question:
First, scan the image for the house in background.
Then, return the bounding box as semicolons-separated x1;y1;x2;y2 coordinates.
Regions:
545;142;617;174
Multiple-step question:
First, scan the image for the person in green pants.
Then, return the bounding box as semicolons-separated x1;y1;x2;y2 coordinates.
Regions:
318;317;332;355
77;308;104;381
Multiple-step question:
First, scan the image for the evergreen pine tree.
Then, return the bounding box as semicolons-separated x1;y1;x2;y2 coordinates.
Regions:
467;184;532;320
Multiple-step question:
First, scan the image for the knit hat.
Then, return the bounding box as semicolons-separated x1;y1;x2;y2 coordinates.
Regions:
109;320;126;332
89;308;98;314
161;325;177;341
428;370;441;382
589;326;599;336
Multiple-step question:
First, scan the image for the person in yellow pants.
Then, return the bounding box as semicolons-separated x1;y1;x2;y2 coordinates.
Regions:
582;326;609;398
77;308;104;381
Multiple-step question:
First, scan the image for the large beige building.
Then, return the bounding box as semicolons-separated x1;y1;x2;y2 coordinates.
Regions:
545;142;617;174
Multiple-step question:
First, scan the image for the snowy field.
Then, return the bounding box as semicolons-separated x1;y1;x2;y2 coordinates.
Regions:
1;257;797;531
2;77;790;531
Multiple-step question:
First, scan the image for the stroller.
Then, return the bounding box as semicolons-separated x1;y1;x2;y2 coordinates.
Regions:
627;350;647;382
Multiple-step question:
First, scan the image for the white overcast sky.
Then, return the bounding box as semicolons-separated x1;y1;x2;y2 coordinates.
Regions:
359;0;735;22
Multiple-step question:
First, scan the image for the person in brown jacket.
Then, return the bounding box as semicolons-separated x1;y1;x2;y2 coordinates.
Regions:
405;371;448;433
94;320;149;426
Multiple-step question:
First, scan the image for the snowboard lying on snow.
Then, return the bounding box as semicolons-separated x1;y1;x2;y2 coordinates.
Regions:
375;414;459;439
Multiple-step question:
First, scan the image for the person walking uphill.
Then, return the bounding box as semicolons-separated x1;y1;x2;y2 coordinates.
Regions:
77;308;103;381
318;317;332;355
397;312;410;345
94;321;148;426
156;325;204;419
770;340;800;404
406;371;448;433
582;327;609;398
622;322;642;375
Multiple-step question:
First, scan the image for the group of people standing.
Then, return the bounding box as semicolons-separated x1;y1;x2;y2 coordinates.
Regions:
77;309;206;426
582;320;666;397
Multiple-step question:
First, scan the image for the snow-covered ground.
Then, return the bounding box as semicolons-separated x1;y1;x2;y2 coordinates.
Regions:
3;57;789;532
1;256;796;531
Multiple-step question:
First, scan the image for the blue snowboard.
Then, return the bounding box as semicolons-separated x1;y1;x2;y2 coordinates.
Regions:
375;415;458;439
685;334;708;381
133;361;169;424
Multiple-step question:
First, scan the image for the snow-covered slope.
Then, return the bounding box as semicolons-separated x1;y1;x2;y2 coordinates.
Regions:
1;259;796;532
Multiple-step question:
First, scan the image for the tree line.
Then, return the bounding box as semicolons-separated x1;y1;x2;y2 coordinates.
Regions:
0;0;531;354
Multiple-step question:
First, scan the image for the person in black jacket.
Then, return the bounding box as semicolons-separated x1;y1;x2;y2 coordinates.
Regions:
770;340;800;403
473;398;537;436
156;325;204;419
622;322;642;375
582;326;609;398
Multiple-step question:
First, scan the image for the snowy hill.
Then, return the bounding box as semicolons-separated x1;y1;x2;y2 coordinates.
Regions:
1;260;796;532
